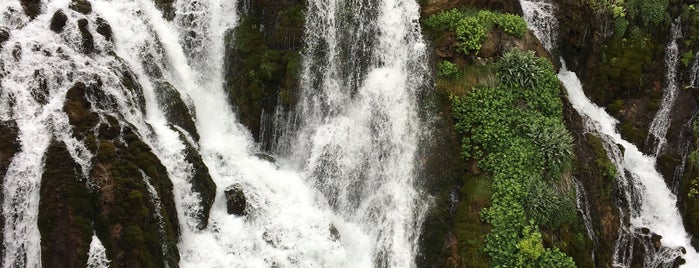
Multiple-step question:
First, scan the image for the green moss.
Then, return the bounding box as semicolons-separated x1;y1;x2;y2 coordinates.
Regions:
452;175;492;267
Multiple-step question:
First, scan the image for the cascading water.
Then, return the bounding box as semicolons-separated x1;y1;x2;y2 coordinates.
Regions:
520;0;699;266
0;0;428;267
277;0;429;266
647;21;682;156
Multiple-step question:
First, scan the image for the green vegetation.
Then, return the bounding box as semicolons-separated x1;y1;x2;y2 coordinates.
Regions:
588;0;668;27
451;50;576;267
424;9;527;55
437;61;461;79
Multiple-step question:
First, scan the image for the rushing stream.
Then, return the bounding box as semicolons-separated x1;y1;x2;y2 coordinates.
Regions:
0;0;428;267
521;0;699;266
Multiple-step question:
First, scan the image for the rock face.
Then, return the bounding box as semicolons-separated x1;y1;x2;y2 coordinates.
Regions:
225;184;247;216
38;140;94;268
37;82;182;268
224;0;305;144
0;120;19;266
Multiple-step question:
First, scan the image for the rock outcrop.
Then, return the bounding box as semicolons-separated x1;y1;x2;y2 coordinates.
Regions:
224;0;304;144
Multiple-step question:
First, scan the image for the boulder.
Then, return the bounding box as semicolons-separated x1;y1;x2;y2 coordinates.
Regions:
95;18;113;41
50;10;68;33
77;19;94;54
225;185;247;216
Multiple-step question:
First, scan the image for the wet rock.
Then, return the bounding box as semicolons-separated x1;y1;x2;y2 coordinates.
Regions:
50;10;68;33
20;0;42;19
0;28;9;49
173;129;215;230
329;224;340;241
95;18;113;41
152;0;175;20
38;140;93;268
225;184;247;216
69;0;92;15
77;19;94;54
255;152;277;164
153;81;199;141
0;120;19;258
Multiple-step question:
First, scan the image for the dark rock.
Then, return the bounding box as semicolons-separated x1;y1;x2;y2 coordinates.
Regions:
173;128;215;230
225;0;304;144
77;19;94;54
38;140;93;268
153;81;200;141
152;0;175;20
0;28;9;49
20;0;42;19
329;224;340;241
225;184;247;216
255;152;277;164
95;17;113;41
69;0;92;14
50;10;68;33
0;120;20;263
61;82;181;266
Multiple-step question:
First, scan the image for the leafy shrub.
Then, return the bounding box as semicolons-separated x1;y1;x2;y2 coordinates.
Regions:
425;9;527;56
437;61;461;79
424;8;462;31
456;16;487;54
495;13;527;37
496;50;546;89
452;50;576;267
526;120;574;178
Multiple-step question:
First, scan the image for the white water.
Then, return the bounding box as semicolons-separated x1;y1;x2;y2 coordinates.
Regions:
520;0;699;266
86;234;110;268
560;67;699;266
1;0;428;267
520;0;557;51
647;21;682;156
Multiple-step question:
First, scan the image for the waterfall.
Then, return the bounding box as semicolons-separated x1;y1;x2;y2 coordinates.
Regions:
0;0;428;267
86;234;110;268
647;21;682;156
281;0;430;265
521;0;699;266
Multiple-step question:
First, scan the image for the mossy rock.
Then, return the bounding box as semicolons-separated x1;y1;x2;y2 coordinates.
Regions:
224;0;304;143
91;133;181;268
153;81;200;141
62;80;180;267
173;128;216;230
38;140;94;268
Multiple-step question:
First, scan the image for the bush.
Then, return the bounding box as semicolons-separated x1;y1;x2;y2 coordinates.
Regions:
495;13;527;37
456;16;487;54
424;8;462;31
437;61;461;79
453;50;576;267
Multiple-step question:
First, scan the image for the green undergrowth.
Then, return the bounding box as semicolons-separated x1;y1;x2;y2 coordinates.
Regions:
451;50;577;267
424;8;527;55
